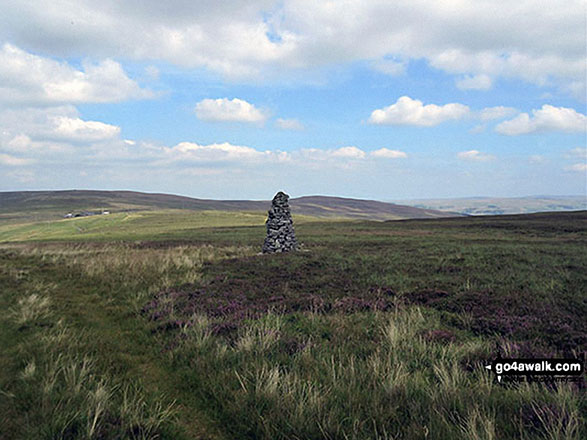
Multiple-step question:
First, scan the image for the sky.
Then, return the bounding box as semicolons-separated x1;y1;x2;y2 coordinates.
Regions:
0;0;585;201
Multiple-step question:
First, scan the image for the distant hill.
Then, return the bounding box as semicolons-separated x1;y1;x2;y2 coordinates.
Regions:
394;195;587;216
0;190;458;223
290;196;457;220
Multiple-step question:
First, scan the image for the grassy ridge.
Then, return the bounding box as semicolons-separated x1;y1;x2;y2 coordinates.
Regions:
0;211;585;439
0;210;328;243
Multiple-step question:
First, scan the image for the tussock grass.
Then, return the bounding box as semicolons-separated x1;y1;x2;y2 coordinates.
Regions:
180;314;212;349
236;313;283;353
7;279;56;327
119;384;177;440
458;406;496;440
10;292;51;326
10;328;177;440
18;351;176;439
170;307;584;439
0;249;181;439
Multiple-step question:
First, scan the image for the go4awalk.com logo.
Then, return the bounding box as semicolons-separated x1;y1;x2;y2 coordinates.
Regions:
485;357;584;383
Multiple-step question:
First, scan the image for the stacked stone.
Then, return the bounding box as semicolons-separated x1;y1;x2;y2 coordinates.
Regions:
262;191;298;253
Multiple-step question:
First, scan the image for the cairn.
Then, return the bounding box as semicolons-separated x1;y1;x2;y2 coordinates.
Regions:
262;191;298;253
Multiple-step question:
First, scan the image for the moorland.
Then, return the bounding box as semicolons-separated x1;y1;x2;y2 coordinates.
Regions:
0;193;585;439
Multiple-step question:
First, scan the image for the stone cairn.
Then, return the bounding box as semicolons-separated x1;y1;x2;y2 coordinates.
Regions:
262;191;298;253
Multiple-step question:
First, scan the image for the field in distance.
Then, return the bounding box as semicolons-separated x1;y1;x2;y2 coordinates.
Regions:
0;204;585;439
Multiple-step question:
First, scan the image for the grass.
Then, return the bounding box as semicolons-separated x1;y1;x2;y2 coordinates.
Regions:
0;210;263;242
0;209;331;243
0;210;585;439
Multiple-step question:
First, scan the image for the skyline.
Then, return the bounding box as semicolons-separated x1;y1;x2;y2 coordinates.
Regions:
0;1;586;201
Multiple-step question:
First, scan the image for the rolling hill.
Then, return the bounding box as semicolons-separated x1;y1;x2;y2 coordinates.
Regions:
0;190;458;223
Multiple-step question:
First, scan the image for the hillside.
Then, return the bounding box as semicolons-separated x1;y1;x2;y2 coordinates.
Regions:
291;195;456;220
0;190;458;223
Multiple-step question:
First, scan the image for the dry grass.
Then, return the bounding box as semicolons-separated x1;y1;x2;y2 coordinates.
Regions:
11;293;51;326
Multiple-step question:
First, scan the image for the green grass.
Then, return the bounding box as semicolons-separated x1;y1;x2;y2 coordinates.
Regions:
0;210;585;439
0;209;329;243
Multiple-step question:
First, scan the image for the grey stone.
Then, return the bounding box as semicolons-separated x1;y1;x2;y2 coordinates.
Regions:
262;191;298;254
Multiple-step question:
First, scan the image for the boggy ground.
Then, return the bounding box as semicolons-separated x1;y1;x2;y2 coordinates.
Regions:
1;211;586;439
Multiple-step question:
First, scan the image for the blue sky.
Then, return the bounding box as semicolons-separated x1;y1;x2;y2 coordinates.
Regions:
0;1;585;200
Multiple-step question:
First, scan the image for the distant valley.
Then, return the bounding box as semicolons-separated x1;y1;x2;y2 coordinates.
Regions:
394;195;587;216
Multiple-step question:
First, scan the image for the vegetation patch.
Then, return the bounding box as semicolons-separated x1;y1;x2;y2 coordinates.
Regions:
142;253;397;338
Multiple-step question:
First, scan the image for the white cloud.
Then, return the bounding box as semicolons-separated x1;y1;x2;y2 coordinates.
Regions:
161;142;385;168
5;134;33;152
0;106;77;142
298;146;407;162
469;124;486;134
479;106;517;121
0;44;152;105
564;148;587;173
144;65;160;80
563;80;587;102
195;98;268;123
496;105;587;135
529;155;545;164
567;163;587;172
275;118;304;130
0;1;290;79
331;146;366;159
4;169;35;183
0;104;130;171
52;117;120;142
165;141;281;163
457;150;495;162
370;148;407;159
456;74;492;91
293;146;370;171
368;96;470;126
565;147;587;159
281;1;585;94
0;1;583;92
2;134;73;155
297;147;365;162
0;153;34;166
371;58;406;76
172;141;263;158
0;106;121;152
429;51;586;96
